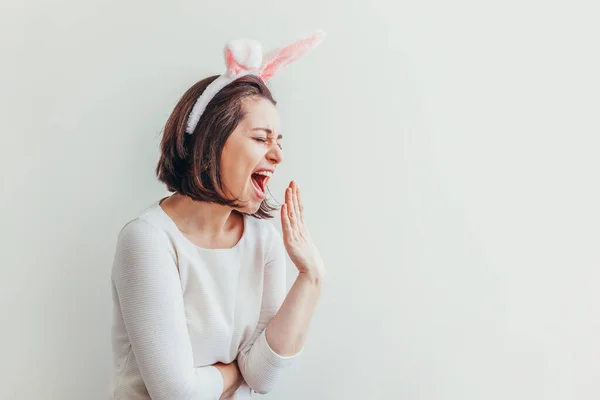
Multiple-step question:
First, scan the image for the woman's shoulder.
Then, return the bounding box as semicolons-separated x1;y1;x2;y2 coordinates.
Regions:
111;202;178;278
243;216;284;259
115;201;175;249
244;215;282;242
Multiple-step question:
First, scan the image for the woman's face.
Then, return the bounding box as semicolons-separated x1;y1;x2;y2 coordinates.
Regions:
220;97;284;213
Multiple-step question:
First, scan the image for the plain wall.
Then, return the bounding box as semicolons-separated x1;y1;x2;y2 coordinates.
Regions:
1;0;599;399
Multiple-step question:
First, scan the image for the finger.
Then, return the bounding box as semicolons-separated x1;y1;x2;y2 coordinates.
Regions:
297;186;304;220
292;181;301;219
293;184;303;229
280;203;292;236
286;186;298;230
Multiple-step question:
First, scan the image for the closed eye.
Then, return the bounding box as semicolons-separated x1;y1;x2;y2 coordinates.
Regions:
253;137;283;150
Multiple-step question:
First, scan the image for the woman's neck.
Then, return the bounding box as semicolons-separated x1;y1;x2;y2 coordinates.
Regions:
160;193;241;241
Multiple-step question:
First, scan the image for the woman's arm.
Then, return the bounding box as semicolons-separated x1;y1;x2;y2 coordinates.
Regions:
236;181;324;394
265;181;325;355
112;219;239;400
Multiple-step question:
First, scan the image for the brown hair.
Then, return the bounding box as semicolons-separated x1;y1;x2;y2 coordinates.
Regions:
156;74;277;219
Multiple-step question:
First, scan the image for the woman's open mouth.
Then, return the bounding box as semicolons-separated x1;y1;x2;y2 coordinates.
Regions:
251;170;272;199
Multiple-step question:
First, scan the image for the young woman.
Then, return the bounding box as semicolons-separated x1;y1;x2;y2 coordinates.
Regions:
109;33;325;400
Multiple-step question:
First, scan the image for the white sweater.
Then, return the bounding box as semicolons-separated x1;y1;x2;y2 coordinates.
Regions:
109;201;299;400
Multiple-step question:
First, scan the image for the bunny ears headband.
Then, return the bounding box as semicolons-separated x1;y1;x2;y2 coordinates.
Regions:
185;30;326;134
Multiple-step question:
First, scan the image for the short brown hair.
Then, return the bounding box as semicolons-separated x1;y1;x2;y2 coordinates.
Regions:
156;74;277;219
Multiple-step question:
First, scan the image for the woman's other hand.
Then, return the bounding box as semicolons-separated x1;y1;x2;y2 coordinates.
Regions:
214;361;243;399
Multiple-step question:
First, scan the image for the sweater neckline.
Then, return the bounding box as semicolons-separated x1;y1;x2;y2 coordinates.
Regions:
154;197;248;252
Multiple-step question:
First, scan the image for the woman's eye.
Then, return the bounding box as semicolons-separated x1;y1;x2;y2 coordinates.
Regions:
254;137;282;150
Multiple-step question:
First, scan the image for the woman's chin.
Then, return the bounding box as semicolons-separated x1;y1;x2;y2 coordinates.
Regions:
237;200;262;215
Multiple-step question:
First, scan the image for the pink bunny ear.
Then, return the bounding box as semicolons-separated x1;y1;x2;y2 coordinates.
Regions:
225;48;244;76
259;30;326;80
224;39;263;77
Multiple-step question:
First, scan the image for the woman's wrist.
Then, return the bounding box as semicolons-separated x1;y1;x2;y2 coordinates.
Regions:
297;269;324;287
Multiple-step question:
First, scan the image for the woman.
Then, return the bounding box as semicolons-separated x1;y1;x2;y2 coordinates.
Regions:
109;33;325;400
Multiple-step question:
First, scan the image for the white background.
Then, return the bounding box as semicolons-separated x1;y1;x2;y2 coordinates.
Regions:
1;0;599;399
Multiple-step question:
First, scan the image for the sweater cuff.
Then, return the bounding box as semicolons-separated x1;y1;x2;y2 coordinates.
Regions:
256;329;303;367
197;365;224;398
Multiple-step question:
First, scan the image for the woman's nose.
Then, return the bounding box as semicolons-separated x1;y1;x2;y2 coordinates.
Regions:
267;145;284;164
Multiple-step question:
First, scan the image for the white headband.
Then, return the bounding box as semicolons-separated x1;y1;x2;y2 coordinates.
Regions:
185;30;326;134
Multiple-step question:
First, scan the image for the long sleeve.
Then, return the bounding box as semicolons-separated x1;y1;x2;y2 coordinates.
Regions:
111;219;224;400
236;228;302;394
